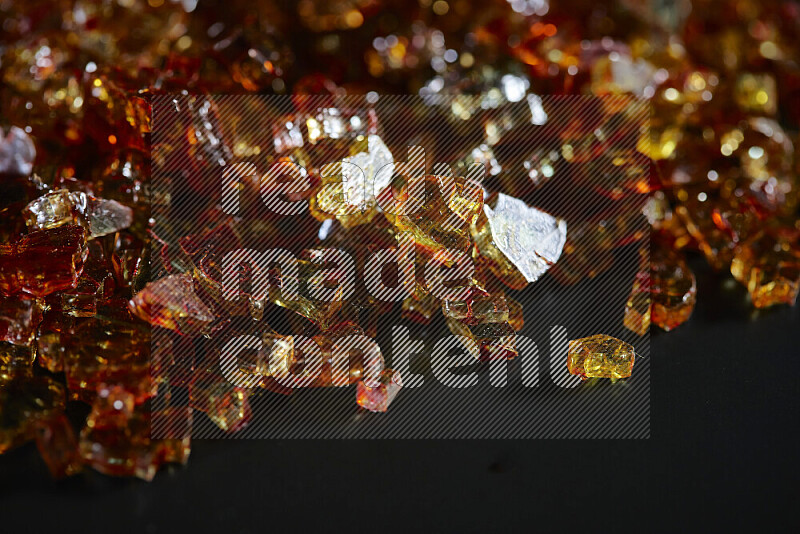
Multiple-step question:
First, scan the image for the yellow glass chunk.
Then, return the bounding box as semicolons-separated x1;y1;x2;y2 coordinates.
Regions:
567;334;635;380
384;175;482;262
731;229;800;308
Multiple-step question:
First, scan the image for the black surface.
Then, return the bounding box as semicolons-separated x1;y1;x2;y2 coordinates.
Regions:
2;257;799;532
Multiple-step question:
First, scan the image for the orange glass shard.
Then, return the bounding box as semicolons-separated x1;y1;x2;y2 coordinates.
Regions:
252;321;383;390
551;206;645;286
193;261;264;322
651;248;696;331
399;254;441;325
567;334;635;380
112;233;146;292
259;327;296;378
356;368;403;413
129;273;215;335
443;292;509;324
0;342;35;370
285;322;384;388
445;317;518;362
645;192;694;251
731;228;800;308
36;310;75;373
639;125;682;161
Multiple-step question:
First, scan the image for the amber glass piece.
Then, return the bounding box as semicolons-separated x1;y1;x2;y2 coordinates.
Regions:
443;293;509;324
273;290;344;332
112;232;147;293
190;368;252;432
192;263;264;322
638;125;682;161
35;414;83;479
155;425;192;466
62;318;150;403
257;328;297;393
675;192;758;270
0;224;87;297
651;248;696;331
310;322;384;387
36;310;75;373
0;294;42;346
646;191;694;251
624;270;651;336
80;389;156;480
212;324;292;391
269;257;350;332
129;273;215;335
0;374;66;453
150;328;196;392
384;175;482;261
81;238;117;297
442;286;519;362
80;385;190;481
445;317;518;362
268;322;384;388
551;206;645;286
623;248;650;336
61;276;102;317
590;52;657;99
0;342;35;370
551;245;615;286
356;369;403;413
209;28;287;92
567;334;635;380
731;229;800;308
472;193;566;289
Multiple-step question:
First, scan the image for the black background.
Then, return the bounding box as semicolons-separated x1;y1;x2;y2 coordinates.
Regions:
2;256;799;532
